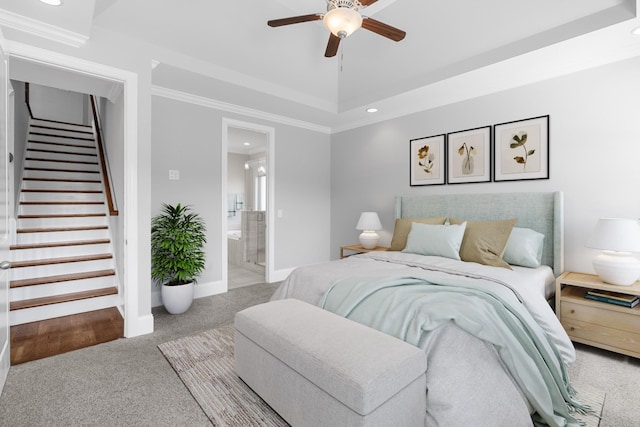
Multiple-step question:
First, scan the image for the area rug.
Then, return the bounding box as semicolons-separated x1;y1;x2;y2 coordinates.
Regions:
159;325;605;427
158;324;288;426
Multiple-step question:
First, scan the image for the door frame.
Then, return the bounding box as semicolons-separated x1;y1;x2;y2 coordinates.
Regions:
5;42;147;337
221;118;275;286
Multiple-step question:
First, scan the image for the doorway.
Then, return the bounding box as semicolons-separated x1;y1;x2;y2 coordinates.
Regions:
222;119;274;289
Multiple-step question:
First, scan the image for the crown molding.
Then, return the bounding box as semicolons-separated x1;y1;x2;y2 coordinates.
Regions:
0;9;88;47
152;85;331;134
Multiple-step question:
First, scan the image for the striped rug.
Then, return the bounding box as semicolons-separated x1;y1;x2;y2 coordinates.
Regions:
159;325;604;427
158;324;288;426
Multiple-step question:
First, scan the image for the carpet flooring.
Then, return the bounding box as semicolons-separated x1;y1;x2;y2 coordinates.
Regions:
159;323;605;427
0;281;637;426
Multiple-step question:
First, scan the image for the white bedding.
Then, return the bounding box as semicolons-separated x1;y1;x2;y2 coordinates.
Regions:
271;251;577;426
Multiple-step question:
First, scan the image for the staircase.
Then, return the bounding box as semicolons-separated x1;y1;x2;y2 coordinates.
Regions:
9;118;122;332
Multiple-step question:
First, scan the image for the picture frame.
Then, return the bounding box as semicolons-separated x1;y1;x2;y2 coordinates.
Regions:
410;134;446;186
493;115;549;182
446;126;491;184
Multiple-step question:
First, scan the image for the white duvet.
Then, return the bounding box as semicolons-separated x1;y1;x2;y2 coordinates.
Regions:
271;251;577;427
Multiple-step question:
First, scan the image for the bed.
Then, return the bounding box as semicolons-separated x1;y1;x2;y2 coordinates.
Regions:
271;192;586;427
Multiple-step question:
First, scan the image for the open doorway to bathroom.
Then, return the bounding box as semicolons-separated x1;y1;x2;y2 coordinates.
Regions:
226;126;268;289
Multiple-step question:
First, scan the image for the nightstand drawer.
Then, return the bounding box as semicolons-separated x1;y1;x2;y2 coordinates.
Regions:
561;317;640;355
560;301;640;333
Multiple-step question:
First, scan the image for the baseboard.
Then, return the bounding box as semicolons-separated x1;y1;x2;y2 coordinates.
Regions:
126;313;154;338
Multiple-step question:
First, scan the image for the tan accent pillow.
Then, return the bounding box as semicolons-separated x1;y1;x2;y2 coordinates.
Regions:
449;218;517;269
389;216;447;251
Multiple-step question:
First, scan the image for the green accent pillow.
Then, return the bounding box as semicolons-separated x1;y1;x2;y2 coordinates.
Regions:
503;227;545;268
449;218;517;269
389;216;447;251
402;222;467;260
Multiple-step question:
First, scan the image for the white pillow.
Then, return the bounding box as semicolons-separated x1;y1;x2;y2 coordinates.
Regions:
503;227;545;268
402;222;467;260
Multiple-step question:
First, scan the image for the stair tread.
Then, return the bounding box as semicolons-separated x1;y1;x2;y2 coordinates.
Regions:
10;287;118;311
22;189;102;194
26;157;99;166
31;118;92;128
25;166;100;174
18;225;108;233
10;269;116;288
20;201;104;205
23;177;101;183
12;253;113;268
11;239;111;250
18;213;106;219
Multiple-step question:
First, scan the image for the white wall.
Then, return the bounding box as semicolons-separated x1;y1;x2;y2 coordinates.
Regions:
29;84;85;124
330;56;640;274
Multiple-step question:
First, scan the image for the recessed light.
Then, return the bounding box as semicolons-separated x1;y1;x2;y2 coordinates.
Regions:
633;26;640;36
243;142;251;146
40;0;63;5
366;108;378;113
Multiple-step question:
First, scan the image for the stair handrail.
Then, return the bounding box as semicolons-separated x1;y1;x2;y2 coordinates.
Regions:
90;95;118;216
25;82;34;119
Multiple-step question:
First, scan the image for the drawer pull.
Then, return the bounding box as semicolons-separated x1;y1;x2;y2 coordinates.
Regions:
570;327;575;331
570;309;575;314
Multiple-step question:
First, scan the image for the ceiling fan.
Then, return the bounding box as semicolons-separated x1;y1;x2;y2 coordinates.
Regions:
268;0;406;58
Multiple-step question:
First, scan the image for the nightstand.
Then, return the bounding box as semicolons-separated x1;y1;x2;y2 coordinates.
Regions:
555;271;640;358
340;244;388;259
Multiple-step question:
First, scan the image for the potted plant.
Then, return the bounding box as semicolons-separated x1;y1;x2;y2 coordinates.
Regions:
151;203;207;314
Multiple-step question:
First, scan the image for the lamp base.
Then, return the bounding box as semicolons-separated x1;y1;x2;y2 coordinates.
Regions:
593;251;640;286
359;231;379;250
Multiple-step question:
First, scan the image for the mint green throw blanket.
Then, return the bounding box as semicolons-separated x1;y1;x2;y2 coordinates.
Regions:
319;275;590;427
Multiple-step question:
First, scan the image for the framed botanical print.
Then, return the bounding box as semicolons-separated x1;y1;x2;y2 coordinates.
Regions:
494;115;549;182
410;134;445;186
446;126;491;184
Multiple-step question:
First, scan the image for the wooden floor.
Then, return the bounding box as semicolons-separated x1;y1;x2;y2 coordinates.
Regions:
10;307;124;365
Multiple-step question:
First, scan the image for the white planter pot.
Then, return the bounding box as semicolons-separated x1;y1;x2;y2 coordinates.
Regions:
161;281;195;314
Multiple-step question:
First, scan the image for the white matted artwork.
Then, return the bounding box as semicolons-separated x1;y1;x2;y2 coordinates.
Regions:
410;134;445;186
494;115;549;182
447;126;491;184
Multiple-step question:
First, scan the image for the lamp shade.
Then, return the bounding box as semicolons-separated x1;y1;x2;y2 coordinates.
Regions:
586;218;640;252
356;212;382;231
586;218;640;286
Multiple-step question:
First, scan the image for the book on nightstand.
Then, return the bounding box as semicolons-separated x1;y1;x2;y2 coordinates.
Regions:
584;289;640;308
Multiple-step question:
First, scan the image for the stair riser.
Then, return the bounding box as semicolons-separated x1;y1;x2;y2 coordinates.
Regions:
16;229;110;244
28;141;97;156
22;180;103;191
29;128;94;138
28;132;94;144
10;275;117;301
17;216;108;229
18;204;106;216
20;192;105;203
24;160;99;172
26;151;98;163
10;258;114;280
10;294;121;326
23;169;101;181
11;243;112;261
31;120;92;132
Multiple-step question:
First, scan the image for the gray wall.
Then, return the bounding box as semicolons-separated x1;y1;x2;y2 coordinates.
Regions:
10;80;29;214
150;95;331;300
331;56;640;273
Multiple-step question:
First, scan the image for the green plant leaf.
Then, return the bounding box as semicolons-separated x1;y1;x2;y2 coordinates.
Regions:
527;149;535;156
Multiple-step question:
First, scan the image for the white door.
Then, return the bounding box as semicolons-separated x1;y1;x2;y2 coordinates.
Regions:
0;39;10;393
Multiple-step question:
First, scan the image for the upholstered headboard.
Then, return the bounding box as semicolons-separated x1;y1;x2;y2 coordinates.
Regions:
395;192;564;276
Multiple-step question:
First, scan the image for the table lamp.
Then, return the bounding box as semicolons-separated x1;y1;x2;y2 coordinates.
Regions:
356;212;382;249
586;218;640;286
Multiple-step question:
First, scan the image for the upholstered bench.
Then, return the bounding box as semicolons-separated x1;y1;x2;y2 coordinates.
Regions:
234;298;427;427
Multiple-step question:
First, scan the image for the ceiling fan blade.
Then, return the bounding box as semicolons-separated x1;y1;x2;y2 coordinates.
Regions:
361;17;406;42
359;0;379;5
267;14;322;27
325;33;341;57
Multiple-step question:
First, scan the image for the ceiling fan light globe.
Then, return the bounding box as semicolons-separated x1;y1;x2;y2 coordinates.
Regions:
323;7;362;38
